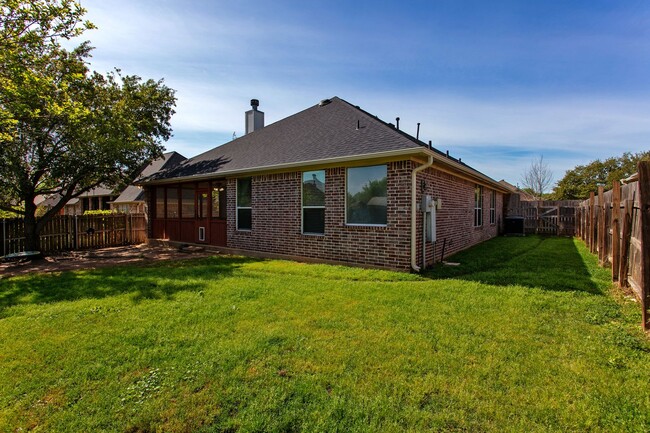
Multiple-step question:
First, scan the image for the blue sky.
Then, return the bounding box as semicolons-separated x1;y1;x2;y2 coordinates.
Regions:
81;0;650;188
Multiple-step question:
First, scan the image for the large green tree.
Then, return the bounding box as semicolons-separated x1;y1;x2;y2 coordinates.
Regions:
0;0;176;251
552;151;650;200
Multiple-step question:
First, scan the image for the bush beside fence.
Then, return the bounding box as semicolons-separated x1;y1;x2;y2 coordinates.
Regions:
1;213;147;256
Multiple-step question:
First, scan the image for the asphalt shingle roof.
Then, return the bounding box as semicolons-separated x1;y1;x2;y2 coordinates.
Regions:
148;97;426;181
114;151;186;203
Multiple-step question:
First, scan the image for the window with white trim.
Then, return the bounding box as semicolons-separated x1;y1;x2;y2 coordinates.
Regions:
237;178;252;230
346;165;387;225
302;170;325;234
490;190;496;225
474;185;483;227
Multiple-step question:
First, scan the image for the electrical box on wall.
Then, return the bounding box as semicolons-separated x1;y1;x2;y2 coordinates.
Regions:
421;195;437;243
421;195;435;212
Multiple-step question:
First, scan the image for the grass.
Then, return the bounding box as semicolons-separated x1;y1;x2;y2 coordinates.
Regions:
0;236;648;432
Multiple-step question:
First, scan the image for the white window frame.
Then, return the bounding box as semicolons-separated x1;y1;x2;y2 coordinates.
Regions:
302;170;326;235
474;185;483;227
345;165;388;227
236;178;252;231
490;190;496;225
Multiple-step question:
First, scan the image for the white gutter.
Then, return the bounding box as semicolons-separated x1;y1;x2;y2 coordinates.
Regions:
411;155;434;272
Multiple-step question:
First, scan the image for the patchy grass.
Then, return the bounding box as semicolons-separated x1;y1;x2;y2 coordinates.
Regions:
0;236;648;432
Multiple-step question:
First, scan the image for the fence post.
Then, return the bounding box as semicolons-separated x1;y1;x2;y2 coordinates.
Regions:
612;181;621;282
588;192;595;253
2;219;5;257
73;214;78;250
598;186;606;265
637;161;650;331
619;199;633;289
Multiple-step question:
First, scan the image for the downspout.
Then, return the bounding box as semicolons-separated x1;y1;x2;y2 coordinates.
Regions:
411;155;434;272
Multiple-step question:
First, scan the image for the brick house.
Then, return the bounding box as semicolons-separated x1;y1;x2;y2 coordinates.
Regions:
142;97;509;271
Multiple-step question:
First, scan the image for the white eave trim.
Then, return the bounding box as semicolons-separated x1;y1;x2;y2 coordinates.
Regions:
140;146;509;192
139;148;423;185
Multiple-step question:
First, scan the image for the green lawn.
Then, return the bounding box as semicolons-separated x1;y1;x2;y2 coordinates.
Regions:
0;236;648;432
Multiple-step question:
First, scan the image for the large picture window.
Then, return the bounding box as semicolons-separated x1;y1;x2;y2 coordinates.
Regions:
302;170;325;234
346;165;387;225
474;185;483;227
490;190;496;225
237;178;252;230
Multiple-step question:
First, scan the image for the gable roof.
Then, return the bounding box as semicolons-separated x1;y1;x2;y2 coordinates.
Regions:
144;97;507;191
113;151;186;203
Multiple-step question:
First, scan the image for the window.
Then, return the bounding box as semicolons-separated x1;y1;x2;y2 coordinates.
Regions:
212;184;226;219
346;165;387;225
155;188;165;218
302;170;325;234
181;186;195;218
490;190;496;225
474;185;483;227
166;187;179;218
237;178;252;230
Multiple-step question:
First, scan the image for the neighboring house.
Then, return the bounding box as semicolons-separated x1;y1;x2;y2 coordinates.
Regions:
39;152;186;216
142;97;510;271
111;151;187;214
39;186;118;216
498;179;536;201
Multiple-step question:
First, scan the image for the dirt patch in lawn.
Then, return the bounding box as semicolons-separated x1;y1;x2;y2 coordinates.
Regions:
0;244;217;278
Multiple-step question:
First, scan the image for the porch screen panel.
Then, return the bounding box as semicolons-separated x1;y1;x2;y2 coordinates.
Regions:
182;186;195;218
166;187;179;218
155;188;165;218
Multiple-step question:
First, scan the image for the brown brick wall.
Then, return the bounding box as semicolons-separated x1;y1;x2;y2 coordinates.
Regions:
416;166;503;267
225;160;503;271
227;161;413;270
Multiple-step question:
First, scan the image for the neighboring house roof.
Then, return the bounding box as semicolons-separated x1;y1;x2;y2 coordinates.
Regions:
40;187;115;209
113;151;186;203
144;97;508;191
39;152;186;209
498;179;536;201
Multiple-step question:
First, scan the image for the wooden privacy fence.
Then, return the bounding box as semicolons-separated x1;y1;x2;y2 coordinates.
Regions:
1;213;147;256
575;161;649;331
506;196;579;235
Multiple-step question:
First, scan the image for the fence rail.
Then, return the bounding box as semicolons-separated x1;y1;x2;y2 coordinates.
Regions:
506;197;580;236
575;161;649;331
1;214;147;256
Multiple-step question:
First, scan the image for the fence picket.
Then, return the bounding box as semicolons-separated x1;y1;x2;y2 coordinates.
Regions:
1;213;147;257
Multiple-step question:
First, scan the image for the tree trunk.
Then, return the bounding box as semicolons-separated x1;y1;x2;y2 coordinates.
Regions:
23;198;41;252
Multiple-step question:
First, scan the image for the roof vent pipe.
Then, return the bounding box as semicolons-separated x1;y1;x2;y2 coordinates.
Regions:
416;123;420;140
396;117;400;130
245;99;264;134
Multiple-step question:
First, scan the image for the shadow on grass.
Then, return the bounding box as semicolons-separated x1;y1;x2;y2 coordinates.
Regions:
0;255;262;313
423;236;607;295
